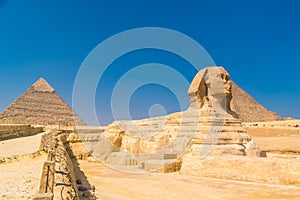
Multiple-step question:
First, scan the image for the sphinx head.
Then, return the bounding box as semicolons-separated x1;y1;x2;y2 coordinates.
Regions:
188;66;233;111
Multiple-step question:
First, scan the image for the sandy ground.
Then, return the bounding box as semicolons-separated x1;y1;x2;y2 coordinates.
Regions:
79;160;300;200
76;120;300;199
0;153;46;200
0;132;44;157
253;136;300;154
243;119;300;154
0;120;299;199
0;132;47;199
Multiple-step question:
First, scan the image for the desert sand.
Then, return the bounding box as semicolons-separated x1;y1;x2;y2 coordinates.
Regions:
0;153;46;200
0;132;44;157
79;159;300;200
0;132;46;200
244;120;300;154
74;119;300;199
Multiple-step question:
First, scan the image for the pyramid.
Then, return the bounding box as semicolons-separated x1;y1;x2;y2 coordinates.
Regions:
231;82;281;122
0;78;86;125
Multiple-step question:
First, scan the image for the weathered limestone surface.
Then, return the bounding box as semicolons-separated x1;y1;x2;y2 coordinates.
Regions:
67;126;105;160
90;66;259;172
180;155;300;185
0;124;43;140
0;78;86;126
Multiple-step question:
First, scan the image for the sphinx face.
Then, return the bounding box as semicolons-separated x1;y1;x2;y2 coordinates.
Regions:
220;70;232;96
188;66;233;110
205;67;232;97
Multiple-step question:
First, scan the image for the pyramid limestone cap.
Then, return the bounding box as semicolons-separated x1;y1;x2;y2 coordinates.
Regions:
31;78;55;92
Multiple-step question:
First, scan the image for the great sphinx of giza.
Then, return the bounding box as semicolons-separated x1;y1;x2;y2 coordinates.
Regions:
186;66;258;157
91;66;259;170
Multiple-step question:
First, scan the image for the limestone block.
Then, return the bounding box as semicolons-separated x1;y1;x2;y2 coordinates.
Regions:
106;152;138;166
32;193;53;200
144;159;180;172
92;135;119;161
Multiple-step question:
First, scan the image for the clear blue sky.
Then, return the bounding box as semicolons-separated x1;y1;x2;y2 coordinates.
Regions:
0;0;299;125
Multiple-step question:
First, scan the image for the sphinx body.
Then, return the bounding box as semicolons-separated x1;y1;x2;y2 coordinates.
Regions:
92;66;259;166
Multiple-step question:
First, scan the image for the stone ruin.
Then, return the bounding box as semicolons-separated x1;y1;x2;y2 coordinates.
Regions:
77;66;260;172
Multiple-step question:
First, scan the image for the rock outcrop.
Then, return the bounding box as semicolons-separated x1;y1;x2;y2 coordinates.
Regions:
0;78;86;126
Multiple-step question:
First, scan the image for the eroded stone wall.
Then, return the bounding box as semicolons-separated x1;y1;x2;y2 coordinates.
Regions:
0;124;43;140
35;130;95;200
